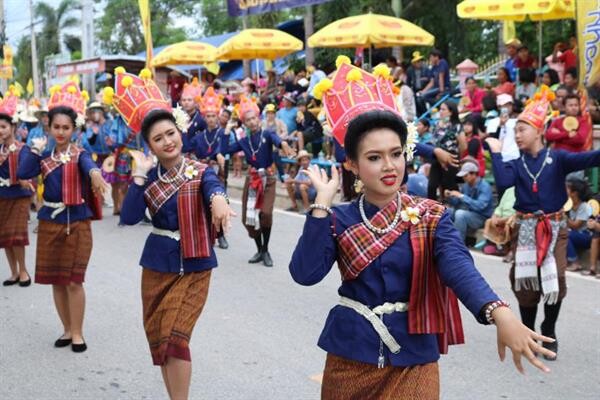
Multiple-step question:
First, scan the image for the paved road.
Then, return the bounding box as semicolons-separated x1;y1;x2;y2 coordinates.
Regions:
1;202;599;399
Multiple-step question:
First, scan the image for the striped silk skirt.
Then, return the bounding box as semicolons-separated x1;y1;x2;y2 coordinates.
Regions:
142;268;212;366
321;353;440;400
0;197;30;248
35;219;92;285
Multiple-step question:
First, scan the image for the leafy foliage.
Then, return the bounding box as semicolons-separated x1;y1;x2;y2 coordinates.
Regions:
95;0;191;54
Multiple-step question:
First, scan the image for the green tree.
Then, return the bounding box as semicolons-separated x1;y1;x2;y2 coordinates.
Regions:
35;0;81;55
14;35;33;85
197;0;240;36
95;0;191;55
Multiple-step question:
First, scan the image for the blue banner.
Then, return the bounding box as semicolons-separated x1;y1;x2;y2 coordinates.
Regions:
227;0;332;17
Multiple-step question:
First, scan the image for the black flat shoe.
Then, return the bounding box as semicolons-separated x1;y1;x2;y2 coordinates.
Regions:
248;252;263;263
19;275;31;287
3;277;19;286
72;342;87;353
54;337;72;348
542;335;558;361
262;252;273;267
217;236;229;249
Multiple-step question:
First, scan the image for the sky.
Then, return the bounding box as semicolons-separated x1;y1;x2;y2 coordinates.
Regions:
4;0;196;50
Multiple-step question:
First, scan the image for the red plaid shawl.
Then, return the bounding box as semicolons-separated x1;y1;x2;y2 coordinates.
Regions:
41;147;102;220
145;159;215;259
248;167;273;210
0;142;23;184
336;193;464;354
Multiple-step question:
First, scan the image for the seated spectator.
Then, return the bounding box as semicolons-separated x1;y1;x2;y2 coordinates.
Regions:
262;104;288;139
276;94;298;135
416;119;433;144
483;187;516;260
418;49;451;106
405;163;428;198
514;45;537;70
493;67;515;97
446;160;495;242
565;178;594;271
285;150;316;212
552;85;571;115
563;67;579;93
583;198;600;277
394;80;416;122
546;93;592;154
587;78;600;124
292;98;324;154
458;116;485;177
461;77;486;114
515;68;537;102
541;68;561;91
427;101;461;200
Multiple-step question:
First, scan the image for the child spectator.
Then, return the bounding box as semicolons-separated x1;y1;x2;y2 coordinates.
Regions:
565;179;594;272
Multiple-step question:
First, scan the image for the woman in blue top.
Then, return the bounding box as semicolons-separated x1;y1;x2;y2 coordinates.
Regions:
18;101;108;354
0;96;34;287
115;68;234;400
290;58;555;399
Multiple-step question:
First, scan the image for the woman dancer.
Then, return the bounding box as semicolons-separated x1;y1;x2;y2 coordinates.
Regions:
18;82;107;352
0;89;33;286
116;68;234;399
290;58;555;399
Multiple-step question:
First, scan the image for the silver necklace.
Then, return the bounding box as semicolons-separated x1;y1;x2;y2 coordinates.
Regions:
157;157;185;183
359;191;402;235
521;149;549;193
247;130;263;161
203;128;221;152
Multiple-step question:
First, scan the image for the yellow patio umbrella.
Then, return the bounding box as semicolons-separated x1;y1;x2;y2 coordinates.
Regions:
308;13;434;48
151;41;217;67
457;0;574;21
215;29;303;61
457;0;575;67
308;13;434;67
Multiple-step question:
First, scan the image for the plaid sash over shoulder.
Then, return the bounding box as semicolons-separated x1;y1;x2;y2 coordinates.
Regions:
41;146;83;206
0;142;24;185
336;193;464;354
145;159;215;259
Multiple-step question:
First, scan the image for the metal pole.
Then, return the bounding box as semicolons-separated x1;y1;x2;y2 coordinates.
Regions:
391;0;403;63
242;15;251;78
81;0;95;95
29;0;40;98
0;0;6;94
304;5;314;67
538;21;543;72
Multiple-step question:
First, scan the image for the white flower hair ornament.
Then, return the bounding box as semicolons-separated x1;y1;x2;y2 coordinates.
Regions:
172;106;189;133
75;114;86;129
404;121;419;162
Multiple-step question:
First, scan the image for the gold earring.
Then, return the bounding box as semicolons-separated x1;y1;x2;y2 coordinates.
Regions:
353;177;364;194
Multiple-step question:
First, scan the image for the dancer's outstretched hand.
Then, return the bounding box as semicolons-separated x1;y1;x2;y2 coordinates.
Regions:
211;195;236;234
493;307;555;374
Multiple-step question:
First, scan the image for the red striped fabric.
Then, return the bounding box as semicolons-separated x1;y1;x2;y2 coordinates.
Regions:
145;159;214;259
7;143;22;184
40;147;83;206
336;194;464;354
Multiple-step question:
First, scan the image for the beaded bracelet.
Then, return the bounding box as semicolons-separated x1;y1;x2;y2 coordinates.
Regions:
88;168;102;178
485;300;510;325
210;192;230;205
309;203;333;215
